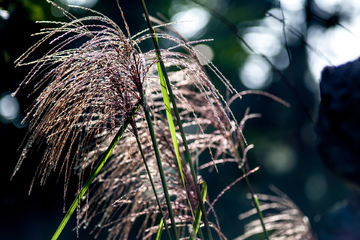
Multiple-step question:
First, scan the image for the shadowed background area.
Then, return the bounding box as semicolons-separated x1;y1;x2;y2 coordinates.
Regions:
1;0;359;239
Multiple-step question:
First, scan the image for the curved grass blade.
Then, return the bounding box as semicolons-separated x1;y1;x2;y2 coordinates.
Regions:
233;144;270;240
156;218;164;240
51;102;140;240
156;55;191;211
140;1;213;239
192;181;207;240
153;27;207;240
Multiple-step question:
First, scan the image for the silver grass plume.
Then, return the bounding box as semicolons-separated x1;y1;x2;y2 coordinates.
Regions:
77;57;265;239
11;1;285;239
12;0;237;189
236;186;316;240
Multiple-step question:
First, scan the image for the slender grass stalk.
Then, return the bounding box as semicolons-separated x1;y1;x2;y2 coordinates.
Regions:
133;123;172;240
155;58;207;239
155;41;194;216
161;56;212;240
153;37;206;240
233;145;270;240
140;1;213;239
51;102;141;240
142;97;179;239
138;0;193;223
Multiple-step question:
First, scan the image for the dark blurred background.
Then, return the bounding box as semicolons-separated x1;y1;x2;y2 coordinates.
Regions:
1;0;360;239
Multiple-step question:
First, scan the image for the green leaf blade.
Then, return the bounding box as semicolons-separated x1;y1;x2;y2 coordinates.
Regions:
51;103;140;240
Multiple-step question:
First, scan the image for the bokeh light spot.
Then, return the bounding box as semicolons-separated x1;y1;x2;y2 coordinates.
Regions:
0;93;20;121
0;9;10;20
171;7;210;39
241;28;282;57
314;0;343;13
280;0;305;11
262;143;297;175
307;11;360;82
239;55;272;89
194;44;214;65
51;0;98;17
305;174;327;201
51;0;70;17
61;0;98;8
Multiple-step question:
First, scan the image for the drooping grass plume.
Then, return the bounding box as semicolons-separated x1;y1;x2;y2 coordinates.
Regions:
10;1;271;239
236;186;316;240
11;1;146;194
8;1;300;239
75;57;263;239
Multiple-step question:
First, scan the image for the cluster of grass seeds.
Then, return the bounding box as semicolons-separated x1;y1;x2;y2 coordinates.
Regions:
12;1;314;240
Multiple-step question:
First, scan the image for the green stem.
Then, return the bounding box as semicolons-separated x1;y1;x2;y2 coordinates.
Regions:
142;101;179;239
133;125;172;240
233;146;269;240
140;1;213;239
51;102;140;240
162;61;212;240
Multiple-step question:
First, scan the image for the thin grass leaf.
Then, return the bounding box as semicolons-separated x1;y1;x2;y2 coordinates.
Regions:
154;38;200;237
52;102;140;240
234;145;270;240
156;218;164;240
156;49;188;208
192;181;207;240
140;2;214;239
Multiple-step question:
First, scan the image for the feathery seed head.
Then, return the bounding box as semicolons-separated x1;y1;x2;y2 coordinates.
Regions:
13;2;258;239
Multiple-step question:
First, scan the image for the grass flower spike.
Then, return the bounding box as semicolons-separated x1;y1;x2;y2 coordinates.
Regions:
11;1;288;239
